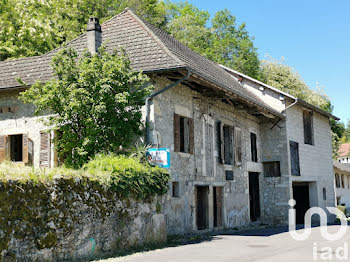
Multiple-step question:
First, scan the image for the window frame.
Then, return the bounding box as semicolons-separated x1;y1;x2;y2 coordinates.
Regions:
263;161;281;177
303;110;314;145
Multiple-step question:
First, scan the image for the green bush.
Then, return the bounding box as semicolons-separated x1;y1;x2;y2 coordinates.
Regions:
0;154;170;200
84;154;170;199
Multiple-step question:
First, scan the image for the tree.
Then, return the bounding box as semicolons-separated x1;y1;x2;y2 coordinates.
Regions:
20;47;151;168
0;0;166;60
165;2;260;78
208;9;260;78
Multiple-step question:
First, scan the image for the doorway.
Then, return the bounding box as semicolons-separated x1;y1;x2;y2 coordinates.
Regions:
292;183;310;224
9;134;23;162
249;172;261;221
196;186;209;230
213;186;223;227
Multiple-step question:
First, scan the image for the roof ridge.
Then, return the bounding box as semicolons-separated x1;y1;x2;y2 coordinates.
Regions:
125;9;184;67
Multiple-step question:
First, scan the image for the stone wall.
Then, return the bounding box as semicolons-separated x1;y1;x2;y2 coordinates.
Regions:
150;77;263;234
0;177;166;262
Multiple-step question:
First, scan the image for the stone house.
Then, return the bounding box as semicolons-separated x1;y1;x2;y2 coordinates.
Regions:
336;143;350;164
0;9;338;234
334;161;350;207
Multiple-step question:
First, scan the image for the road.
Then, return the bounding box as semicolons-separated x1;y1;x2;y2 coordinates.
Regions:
96;226;350;262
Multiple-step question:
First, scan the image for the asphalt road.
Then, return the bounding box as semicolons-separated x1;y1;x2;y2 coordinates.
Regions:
96;226;350;262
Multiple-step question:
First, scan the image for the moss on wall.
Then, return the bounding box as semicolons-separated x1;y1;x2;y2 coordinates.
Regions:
0;176;167;262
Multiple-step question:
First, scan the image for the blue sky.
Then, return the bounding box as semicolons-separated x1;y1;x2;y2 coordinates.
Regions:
171;0;350;123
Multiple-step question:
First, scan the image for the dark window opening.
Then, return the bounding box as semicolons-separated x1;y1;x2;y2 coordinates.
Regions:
335;173;340;188
172;182;180;197
323;188;327;200
341;174;345;188
174;114;194;154
290;141;300;176
263;161;281;177
251;133;258;162
225;170;234;180
303;111;314;145
10;134;23;162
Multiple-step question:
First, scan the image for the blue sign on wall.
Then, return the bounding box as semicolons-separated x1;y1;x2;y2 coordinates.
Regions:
146;148;170;168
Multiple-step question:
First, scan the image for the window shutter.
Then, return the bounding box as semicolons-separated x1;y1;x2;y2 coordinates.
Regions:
234;127;242;165
188;118;194;154
0;135;6;163
22;134;29;164
216;121;224;164
40;132;51;167
290;141;300;176
174;113;181;152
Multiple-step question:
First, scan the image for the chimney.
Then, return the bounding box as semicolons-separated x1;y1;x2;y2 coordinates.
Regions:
87;17;102;54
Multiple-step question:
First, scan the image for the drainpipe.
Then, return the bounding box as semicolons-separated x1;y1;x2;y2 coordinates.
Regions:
145;68;191;145
282;98;298;114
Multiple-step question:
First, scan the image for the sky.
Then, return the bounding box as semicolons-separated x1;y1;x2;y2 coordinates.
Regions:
171;0;350;123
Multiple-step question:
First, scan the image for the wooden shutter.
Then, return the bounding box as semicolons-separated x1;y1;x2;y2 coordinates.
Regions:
40;132;51;167
234;127;242;165
216;121;224;164
223;126;233;165
0;135;6;163
22;134;29;164
174;113;181;152
290;141;300;176
188;118;194;154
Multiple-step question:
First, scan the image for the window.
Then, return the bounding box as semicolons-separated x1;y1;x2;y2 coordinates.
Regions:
348;176;350;189
10;134;23;162
225;170;233;180
172;182;180;197
250;132;258;162
341;174;345;188
217;122;233;165
263;161;281;177
323;188;327;200
0;134;28;164
290;141;300;176
335;174;340;188
303;110;314;145
174;114;194;154
217;123;242;165
223;125;233;164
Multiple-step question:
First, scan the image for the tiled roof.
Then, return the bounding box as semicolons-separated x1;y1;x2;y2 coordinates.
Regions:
0;9;282;117
339;143;350;157
334;161;350;174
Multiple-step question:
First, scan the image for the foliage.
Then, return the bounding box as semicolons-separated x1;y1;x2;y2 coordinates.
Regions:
0;0;166;60
165;1;260;78
259;59;330;109
0;154;170;199
20;47;151;168
340;120;350;144
84;154;170;199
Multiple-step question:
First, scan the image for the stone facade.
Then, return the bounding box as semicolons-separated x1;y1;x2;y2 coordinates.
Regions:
0;72;337;235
